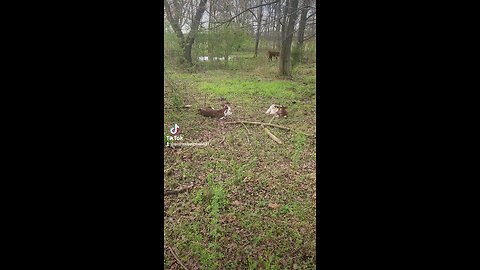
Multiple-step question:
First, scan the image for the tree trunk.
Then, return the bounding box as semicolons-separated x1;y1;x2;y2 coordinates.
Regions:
297;0;310;48
279;0;288;51
184;37;194;64
274;0;282;50
164;0;208;65
185;0;208;64
164;0;186;54
208;0;213;60
279;0;299;77
254;0;263;57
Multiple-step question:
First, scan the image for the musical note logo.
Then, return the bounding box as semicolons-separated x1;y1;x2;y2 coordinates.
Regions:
170;123;180;135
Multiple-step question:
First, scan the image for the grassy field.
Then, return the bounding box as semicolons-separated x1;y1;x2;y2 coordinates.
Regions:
164;51;316;269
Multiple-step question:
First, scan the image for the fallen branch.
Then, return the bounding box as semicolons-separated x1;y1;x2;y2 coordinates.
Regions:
241;122;251;134
268;116;276;124
224;121;315;137
263;127;282;144
167;245;189;270
225;121;289;130
241;122;251;143
164;183;194;196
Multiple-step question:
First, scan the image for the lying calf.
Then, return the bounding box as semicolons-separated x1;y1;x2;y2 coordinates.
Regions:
265;104;287;117
199;104;232;120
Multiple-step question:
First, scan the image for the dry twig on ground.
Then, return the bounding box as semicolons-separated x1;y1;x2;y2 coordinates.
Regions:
167;245;189;270
225;121;315;137
263;127;283;144
241;122;251;143
164;183;194;196
268;115;276;124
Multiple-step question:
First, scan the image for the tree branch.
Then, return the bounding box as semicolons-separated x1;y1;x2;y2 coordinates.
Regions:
186;0;208;41
164;0;185;43
210;0;280;29
248;8;258;22
263;127;283;144
167;245;190;270
164;183;195;196
306;10;316;20
302;32;316;42
225;121;315;137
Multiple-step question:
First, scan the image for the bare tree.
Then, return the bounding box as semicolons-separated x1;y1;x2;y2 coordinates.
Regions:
254;0;264;57
166;0;312;73
207;0;215;61
297;0;310;48
279;0;299;77
274;1;282;50
164;0;208;65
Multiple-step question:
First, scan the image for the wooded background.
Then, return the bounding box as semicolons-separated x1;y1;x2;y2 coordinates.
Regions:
164;0;316;77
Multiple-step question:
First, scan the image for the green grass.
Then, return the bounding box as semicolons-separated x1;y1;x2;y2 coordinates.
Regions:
199;79;298;100
164;52;316;269
292;133;308;169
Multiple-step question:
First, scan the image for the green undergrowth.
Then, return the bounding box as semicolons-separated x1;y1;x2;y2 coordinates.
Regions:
164;56;317;269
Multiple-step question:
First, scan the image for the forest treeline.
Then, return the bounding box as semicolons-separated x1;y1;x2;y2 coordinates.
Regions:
164;0;316;77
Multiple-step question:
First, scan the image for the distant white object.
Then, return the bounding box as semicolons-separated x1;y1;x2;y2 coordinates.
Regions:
266;104;279;115
198;56;235;62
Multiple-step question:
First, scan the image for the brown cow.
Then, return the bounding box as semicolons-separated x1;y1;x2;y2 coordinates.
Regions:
268;50;280;61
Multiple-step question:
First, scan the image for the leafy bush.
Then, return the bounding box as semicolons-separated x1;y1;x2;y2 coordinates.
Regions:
194;23;251;68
